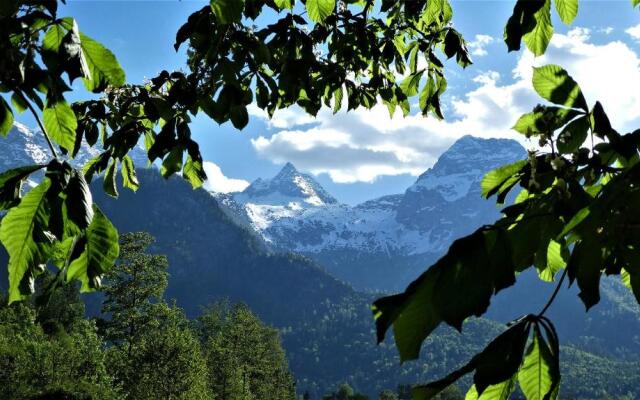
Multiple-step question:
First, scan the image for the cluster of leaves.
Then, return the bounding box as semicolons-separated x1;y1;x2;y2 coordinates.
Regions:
0;1;123;302
178;0;471;123
373;1;640;397
1;0;473;302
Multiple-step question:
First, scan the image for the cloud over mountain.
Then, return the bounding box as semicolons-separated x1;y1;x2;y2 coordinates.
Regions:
249;27;640;183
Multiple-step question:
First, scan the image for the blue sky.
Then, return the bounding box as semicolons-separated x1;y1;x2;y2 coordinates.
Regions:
16;1;640;204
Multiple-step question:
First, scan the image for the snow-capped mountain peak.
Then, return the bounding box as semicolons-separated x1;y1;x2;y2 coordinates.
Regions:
236;163;337;207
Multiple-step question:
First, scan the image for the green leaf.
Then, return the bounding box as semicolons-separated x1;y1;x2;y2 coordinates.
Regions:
183;156;207;189
532;65;588;111
0;179;53;303
555;0;578;24
43;101;78;153
400;71;423;97
230;105;249;129
11;92;28;114
274;0;294;10
121;155;139;192
538;240;566;282
522;0;553;56
634;0;640;7
481;160;527;199
306;0;335;23
0;165;46;210
161;147;184;178
0;97;14;137
413;320;530;399
373;229;516;361
65;169;94;230
103;159;119;198
567;239;603;310
210;0;245;24
79;32;126;92
66;206;119;291
465;376;517;400
60;19;91;83
332;87;343;114
518;326;558;400
557;115;589;154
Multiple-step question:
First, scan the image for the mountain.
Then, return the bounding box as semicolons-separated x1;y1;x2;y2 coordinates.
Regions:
0;122;148;174
3;125;640;398
222;135;526;291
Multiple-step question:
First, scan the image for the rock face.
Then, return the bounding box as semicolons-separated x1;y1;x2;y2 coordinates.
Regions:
220;135;526;290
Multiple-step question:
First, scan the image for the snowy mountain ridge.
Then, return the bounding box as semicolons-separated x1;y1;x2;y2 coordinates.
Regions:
214;135;526;289
221;135;525;256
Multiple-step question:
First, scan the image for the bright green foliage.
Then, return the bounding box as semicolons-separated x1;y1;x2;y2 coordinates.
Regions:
373;61;640;398
0;179;53;303
101;232;168;349
65;206;119;292
307;0;336;23
518;327;559;400
554;0;578;24
101;232;210;399
504;0;582;56
0;292;119;400
0;3;126;300
532;65;588;111
198;302;296;400
107;303;212;400
0;97;13;136
464;377;516;400
43;101;78;154
1;0;473;301
522;0;553;57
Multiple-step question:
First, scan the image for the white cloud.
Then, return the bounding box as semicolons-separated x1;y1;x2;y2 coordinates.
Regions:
202;162;249;193
626;24;640;41
468;34;495;57
599;27;614;35
251;27;640;183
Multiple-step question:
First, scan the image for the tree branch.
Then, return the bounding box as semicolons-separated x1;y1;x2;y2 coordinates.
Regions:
538;268;568;317
16;90;59;159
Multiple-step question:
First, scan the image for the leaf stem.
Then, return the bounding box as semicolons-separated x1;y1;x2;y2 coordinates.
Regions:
538;268;568;317
17;90;58;159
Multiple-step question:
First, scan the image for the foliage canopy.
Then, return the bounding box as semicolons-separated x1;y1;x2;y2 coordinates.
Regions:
2;0;640;399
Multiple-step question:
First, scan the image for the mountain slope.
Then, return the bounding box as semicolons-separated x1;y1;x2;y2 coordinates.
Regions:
223;136;526;291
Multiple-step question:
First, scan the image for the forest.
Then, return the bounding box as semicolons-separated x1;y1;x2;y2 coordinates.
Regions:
2;0;640;399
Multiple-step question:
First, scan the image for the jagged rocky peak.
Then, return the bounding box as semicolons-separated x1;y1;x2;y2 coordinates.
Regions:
237;162;338;206
423;135;526;178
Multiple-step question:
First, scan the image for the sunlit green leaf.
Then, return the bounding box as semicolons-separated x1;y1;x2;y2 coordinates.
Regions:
465;376;516;400
79;32;126;92
0;179;53;303
481;160;527;199
532;65;588;111
0;97;14;137
103;159;119;198
43;101;78;154
555;0;578;24
522;0;553;56
0;165;45;210
183;156;207;189
121;155;139;192
66;206;119;291
306;0;335;23
518;326;558;400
